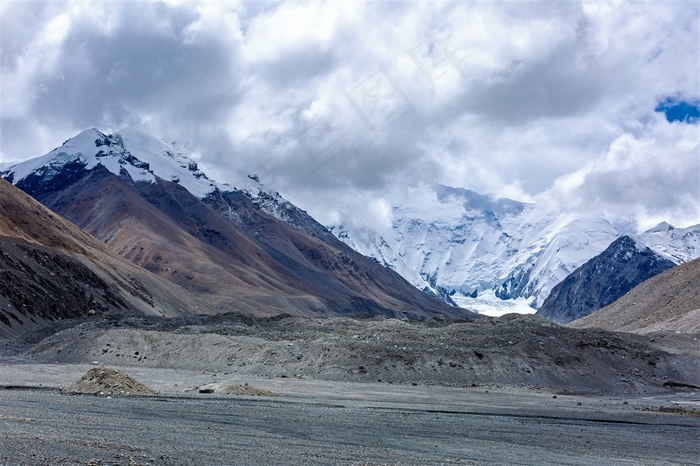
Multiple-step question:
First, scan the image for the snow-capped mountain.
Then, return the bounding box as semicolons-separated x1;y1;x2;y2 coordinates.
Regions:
0;128;300;220
3;128;698;318
1;128;470;319
636;222;700;264
329;184;700;316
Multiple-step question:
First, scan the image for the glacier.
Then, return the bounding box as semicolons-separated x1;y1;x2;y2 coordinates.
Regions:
328;184;700;316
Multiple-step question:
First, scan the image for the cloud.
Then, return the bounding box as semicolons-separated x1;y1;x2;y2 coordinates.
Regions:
548;114;700;231
1;1;698;231
1;2;243;156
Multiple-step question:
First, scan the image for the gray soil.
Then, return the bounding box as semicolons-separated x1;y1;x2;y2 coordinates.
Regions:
0;312;698;465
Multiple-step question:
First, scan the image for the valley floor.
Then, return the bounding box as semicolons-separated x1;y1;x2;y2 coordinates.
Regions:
0;364;699;466
1;313;699;465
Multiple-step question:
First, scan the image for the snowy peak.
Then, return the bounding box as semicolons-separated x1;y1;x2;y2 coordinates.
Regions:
647;221;674;233
636;223;700;264
1;127;243;199
331;177;700;317
1;128;155;189
1;127;333;243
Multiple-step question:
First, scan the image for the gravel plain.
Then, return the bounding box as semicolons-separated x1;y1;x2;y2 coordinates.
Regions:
0;313;698;465
0;370;699;466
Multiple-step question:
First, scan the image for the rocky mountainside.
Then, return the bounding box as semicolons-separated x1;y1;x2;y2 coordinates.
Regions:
536;236;676;324
0;179;205;338
1;129;472;320
570;256;700;334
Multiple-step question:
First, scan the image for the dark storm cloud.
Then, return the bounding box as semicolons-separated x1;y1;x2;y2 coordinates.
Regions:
248;45;337;90
463;47;608;125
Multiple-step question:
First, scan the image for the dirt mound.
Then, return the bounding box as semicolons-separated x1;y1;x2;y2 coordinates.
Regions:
198;382;277;396
65;367;158;396
222;383;276;396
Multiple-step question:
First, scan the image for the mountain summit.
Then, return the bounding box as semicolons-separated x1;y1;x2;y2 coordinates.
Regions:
1;128;473;319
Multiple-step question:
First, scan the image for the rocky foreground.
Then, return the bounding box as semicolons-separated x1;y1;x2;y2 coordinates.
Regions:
6;312;700;396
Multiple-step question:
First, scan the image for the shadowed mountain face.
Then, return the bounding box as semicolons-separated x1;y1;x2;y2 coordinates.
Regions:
203;189;463;317
0;179;203;338
3;135;471;319
536;236;676;324
570;257;700;334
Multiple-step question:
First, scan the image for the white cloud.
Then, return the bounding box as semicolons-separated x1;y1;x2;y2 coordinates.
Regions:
548;115;700;231
1;0;698;231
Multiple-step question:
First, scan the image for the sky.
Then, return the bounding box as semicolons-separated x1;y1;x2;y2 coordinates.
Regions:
1;0;699;233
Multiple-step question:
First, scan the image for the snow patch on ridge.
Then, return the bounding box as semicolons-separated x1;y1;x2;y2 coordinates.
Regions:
636;222;700;264
0;127;313;233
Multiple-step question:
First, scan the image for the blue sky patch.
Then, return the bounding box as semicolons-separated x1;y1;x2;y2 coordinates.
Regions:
655;97;700;123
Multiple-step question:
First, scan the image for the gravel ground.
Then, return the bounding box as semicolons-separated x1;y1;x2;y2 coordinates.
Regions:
0;363;699;465
0;381;699;465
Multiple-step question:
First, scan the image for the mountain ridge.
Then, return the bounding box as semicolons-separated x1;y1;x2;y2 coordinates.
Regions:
4;127;697;319
330;185;622;314
329;185;700;316
536;235;677;324
1;129;473;320
569;256;700;334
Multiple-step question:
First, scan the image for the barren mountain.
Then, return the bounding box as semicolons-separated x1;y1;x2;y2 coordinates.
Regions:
1;129;470;319
0;179;207;338
536;236;676;324
570;257;700;333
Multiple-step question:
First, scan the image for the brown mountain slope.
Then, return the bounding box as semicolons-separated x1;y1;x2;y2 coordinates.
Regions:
0;179;208;338
569;257;700;334
42;167;301;296
27;166;469;318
